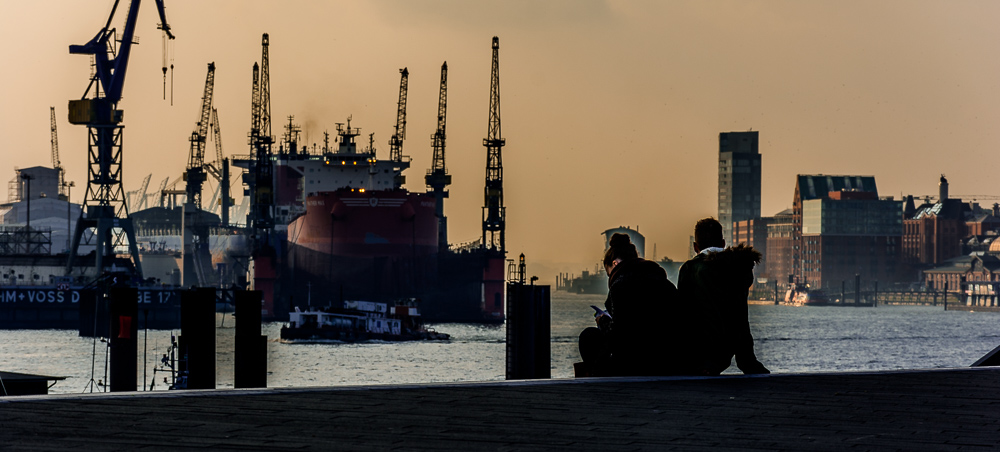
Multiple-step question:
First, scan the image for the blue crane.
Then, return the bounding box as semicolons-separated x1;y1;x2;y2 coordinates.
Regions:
65;0;175;281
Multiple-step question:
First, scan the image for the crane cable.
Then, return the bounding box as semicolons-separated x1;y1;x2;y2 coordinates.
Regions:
161;29;175;105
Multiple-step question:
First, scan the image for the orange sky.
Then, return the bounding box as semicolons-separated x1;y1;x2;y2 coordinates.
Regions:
3;1;1000;282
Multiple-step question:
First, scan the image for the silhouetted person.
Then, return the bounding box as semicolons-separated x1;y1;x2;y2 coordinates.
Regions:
579;233;681;376
678;217;769;375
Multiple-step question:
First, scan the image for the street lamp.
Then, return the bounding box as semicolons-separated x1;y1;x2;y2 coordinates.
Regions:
20;173;32;232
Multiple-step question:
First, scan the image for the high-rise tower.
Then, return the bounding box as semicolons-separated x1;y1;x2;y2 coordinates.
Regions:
717;131;761;246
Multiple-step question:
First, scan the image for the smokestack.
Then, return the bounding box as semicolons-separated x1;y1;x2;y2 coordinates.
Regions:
939;175;949;202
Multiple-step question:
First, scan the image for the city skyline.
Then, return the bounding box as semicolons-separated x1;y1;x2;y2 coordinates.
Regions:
4;1;1000;281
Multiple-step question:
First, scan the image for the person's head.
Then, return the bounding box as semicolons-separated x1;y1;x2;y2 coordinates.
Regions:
693;217;725;253
603;232;638;275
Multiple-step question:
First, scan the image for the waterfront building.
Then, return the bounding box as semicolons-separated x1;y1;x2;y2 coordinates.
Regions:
923;247;1000;307
793;175;903;289
718;131;761;246
902;176;969;266
764;208;794;282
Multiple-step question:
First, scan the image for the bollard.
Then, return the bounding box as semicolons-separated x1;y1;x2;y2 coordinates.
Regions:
234;290;267;389
179;287;216;390
108;287;138;392
505;282;551;380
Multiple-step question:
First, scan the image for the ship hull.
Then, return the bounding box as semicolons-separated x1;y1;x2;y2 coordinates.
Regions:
277;189;504;323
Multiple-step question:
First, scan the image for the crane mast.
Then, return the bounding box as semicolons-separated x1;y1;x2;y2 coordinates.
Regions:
389;68;409;187
251;34;274;233
482;37;506;254
49;106;65;198
425;62;452;252
186;62;215;210
209;107;231;227
66;0;173;280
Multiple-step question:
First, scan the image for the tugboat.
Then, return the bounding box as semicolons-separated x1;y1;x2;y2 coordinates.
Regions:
280;299;450;342
784;284;831;306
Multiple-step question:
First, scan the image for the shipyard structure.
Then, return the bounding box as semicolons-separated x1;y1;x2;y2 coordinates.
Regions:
234;35;510;322
2;0;510;332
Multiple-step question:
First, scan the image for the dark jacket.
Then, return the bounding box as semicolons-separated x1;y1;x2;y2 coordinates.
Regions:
602;258;681;375
677;244;769;375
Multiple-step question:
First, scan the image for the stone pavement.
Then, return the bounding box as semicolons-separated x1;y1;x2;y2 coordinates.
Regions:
2;368;999;451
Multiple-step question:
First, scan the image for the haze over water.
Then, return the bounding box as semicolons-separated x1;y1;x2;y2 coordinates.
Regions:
1;292;998;395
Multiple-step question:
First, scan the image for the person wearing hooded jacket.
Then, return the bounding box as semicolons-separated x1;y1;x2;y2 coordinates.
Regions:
678;217;770;375
578;232;684;376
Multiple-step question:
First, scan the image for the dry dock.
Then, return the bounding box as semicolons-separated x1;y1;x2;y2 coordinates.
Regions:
2;368;999;450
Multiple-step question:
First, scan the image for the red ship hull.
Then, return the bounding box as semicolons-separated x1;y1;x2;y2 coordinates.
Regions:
287;189;438;258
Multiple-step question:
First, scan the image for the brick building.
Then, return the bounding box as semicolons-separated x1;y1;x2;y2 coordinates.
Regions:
764;208;794;282
793;175;903;289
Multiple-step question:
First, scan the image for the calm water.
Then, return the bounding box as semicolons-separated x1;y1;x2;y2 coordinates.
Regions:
2;292;999;395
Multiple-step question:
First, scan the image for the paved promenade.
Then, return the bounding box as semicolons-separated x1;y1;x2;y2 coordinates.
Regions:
2;367;999;451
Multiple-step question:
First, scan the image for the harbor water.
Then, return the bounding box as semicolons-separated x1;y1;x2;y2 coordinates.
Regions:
2;291;999;395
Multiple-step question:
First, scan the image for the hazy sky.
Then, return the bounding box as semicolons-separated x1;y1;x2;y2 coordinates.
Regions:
3;1;1000;281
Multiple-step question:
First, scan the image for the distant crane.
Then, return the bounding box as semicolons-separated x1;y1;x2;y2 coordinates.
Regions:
425;62;452;252
186;62;215;210
206;107;232;226
66;0;174;279
49;106;66;199
131;173;151;211
248;34;274;234
389;68;409;187
482;37;506;254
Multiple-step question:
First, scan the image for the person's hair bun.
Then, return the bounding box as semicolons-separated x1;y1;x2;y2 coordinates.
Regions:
610;233;631;248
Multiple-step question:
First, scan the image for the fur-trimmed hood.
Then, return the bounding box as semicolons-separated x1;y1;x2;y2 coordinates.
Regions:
700;243;761;271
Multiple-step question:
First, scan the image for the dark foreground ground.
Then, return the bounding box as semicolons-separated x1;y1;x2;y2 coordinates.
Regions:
2;368;999;451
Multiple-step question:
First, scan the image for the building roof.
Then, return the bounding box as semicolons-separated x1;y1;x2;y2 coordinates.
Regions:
924;253;1000;274
796;175;877;201
913;199;967;220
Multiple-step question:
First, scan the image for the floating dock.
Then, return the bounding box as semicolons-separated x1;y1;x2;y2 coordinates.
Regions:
2;367;998;450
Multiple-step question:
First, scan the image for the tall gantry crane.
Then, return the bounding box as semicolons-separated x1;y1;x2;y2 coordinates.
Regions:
248;34;274;234
482;37;506;254
66;0;174;279
388;68;409;188
186;62;215;210
425;62;452;252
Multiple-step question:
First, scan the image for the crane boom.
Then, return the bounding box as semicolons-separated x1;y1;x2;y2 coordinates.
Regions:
185;62;215;210
425;62;452;252
69;0;174;105
211;107;224;164
49;106;65;197
50;106;60;170
389;68;408;163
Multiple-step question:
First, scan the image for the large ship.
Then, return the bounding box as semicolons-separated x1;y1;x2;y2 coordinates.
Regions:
238;118;506;323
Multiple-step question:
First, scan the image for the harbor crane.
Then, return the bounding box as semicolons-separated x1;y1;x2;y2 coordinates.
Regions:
482;37;506;254
49;106;66;199
206;107;232;227
389;68;409;187
66;0;174;280
186;62;215;210
425;62;452;252
247;34;274;235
